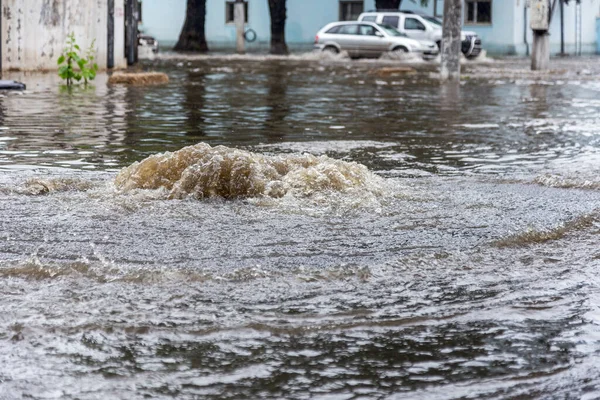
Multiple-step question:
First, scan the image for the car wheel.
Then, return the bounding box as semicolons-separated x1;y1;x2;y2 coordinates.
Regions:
389;46;409;59
322;46;339;55
392;46;409;54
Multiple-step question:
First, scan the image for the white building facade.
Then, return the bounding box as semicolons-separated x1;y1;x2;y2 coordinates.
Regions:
1;0;128;72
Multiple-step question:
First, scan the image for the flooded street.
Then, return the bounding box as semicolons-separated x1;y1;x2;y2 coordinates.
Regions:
1;55;600;399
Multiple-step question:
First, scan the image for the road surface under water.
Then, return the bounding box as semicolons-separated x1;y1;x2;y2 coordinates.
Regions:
1;54;600;399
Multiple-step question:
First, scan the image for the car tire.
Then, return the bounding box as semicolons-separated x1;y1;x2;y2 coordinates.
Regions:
322;46;339;54
392;46;409;54
388;46;409;59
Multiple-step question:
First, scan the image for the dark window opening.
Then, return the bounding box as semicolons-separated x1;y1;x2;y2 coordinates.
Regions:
465;0;492;24
226;1;248;24
339;1;364;21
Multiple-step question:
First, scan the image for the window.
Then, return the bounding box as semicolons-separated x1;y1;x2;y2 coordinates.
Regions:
337;24;359;35
226;1;248;24
358;24;378;36
465;0;492;24
382;15;400;28
339;1;363;21
404;17;426;31
326;25;341;34
361;15;377;22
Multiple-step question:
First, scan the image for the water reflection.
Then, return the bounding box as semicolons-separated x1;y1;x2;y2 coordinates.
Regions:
183;69;207;137
263;66;289;140
0;57;598;176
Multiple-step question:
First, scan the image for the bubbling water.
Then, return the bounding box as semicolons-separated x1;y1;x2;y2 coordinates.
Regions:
114;143;385;200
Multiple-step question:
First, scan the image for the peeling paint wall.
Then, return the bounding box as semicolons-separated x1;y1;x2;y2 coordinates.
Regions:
2;0;127;71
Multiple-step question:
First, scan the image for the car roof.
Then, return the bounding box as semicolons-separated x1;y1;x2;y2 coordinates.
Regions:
360;10;429;17
326;21;379;27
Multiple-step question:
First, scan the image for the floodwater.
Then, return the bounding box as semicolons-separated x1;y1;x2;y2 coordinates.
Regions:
1;54;600;399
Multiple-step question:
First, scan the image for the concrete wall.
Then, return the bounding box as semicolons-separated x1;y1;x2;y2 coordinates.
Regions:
2;0;127;71
140;0;599;55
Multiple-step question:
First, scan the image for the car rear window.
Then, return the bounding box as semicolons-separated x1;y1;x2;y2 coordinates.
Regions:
326;26;341;34
361;15;377;22
382;15;400;27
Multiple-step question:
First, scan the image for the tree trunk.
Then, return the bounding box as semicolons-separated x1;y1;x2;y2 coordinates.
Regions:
174;0;209;52
440;0;462;81
268;0;288;55
375;0;402;9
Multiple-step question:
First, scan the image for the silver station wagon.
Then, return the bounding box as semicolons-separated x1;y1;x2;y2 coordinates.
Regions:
314;21;438;59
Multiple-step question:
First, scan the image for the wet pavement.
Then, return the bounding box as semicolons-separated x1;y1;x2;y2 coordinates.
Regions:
1;54;600;399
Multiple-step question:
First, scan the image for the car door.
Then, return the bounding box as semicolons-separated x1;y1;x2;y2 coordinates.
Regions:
403;16;428;41
356;24;388;57
336;23;360;56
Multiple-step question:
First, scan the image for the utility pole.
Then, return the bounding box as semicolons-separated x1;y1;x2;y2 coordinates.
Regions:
235;0;245;54
440;0;462;82
530;0;551;70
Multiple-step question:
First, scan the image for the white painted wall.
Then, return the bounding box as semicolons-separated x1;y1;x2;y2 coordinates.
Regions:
2;0;126;71
114;0;127;65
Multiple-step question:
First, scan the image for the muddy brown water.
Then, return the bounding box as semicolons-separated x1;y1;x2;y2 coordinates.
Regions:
1;54;600;399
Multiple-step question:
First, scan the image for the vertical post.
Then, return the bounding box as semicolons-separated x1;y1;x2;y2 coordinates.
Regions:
559;0;564;55
531;31;550;70
126;0;136;65
0;0;3;76
524;5;530;56
133;0;139;63
108;0;115;69
440;0;462;82
235;0;245;54
530;0;550;70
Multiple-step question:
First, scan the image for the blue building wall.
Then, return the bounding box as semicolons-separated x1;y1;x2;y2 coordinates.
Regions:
597;17;600;53
139;0;185;46
140;0;599;55
462;2;517;55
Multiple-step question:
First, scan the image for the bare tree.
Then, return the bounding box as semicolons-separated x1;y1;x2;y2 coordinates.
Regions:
174;0;209;52
268;0;288;54
375;0;402;8
375;0;429;10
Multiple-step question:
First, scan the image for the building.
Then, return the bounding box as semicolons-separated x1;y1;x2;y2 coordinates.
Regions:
1;0;131;72
141;0;600;56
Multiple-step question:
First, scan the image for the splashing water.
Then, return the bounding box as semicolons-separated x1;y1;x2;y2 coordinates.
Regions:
114;143;385;200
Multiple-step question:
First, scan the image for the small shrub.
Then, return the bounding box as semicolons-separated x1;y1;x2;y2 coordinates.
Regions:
57;33;99;86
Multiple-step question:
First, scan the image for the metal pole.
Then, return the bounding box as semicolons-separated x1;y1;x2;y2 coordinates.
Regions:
108;0;115;68
126;0;136;66
524;5;529;56
559;0;564;54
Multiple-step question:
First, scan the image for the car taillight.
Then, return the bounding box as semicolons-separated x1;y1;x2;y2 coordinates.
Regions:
314;35;319;44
